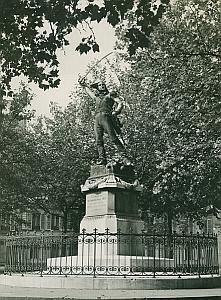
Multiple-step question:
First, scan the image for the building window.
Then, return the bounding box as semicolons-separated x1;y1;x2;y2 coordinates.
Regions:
10;217;16;231
206;218;213;234
40;214;46;231
32;213;41;231
46;215;51;230
21;213;32;230
0;214;10;231
51;214;59;230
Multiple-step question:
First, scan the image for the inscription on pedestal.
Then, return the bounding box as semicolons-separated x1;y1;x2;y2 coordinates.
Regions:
86;191;108;216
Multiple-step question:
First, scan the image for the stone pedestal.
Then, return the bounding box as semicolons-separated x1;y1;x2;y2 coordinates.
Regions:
47;163;176;272
80;164;144;256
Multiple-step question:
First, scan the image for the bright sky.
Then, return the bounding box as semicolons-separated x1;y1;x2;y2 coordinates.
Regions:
11;22;116;116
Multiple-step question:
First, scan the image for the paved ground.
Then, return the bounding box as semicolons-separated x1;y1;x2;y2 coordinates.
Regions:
0;285;220;300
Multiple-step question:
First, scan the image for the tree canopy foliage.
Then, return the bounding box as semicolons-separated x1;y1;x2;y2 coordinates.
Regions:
0;0;220;233
0;0;169;94
0;83;36;218
29;101;95;231
110;0;221;227
0;91;94;230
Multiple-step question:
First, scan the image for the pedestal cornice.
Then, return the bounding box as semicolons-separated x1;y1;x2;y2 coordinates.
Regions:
81;173;143;193
81;164;143;193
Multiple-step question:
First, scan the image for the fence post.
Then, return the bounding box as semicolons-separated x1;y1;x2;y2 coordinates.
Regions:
5;234;11;275
93;228;97;278
141;229;145;275
213;233;219;275
40;232;44;277
197;232;201;278
172;231;176;275
153;230;156;278
105;228;109;275
81;229;85;275
216;226;221;275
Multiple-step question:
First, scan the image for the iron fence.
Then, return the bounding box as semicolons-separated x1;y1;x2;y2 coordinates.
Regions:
4;229;219;277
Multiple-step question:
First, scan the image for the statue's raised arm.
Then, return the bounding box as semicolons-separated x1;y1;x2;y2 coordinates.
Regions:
78;77;98;100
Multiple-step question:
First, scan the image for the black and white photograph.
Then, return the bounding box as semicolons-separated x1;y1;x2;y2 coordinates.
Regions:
0;0;220;299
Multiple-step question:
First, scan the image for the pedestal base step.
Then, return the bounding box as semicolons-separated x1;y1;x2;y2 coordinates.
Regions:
48;255;174;275
0;274;220;291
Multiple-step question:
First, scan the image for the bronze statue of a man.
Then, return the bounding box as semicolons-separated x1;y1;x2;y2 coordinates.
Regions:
79;77;128;165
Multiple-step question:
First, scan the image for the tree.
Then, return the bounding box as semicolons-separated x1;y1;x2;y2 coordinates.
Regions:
0;83;37;220
109;0;221;231
0;0;169;94
28;99;95;232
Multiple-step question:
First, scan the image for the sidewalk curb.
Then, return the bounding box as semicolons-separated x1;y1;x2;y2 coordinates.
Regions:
0;286;220;300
